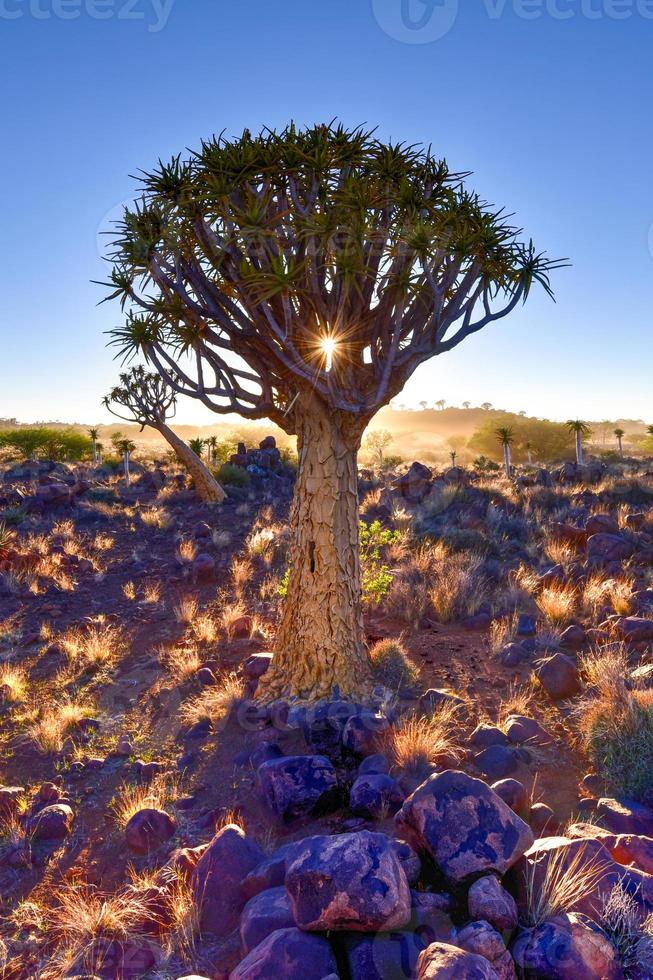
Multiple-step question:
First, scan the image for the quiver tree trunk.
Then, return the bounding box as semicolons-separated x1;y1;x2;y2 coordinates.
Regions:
257;396;372;702
576;433;584;466
504;445;512;477
154;422;225;504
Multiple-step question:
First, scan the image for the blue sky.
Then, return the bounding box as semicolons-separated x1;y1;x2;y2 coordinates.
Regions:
1;0;652;425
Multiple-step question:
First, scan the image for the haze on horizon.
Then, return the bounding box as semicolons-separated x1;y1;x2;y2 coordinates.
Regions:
1;1;652;427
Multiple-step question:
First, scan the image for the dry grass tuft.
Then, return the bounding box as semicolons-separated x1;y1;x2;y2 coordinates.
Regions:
428;551;488;624
191;612;218;645
179;671;245;728
221;600;248;639
28;701;96;754
140;506;172;529
523;841;611;927
110;771;182;829
231;557;254;597
577;644;653;803
383;704;460;773
60;623;127;671
0;664;28;703
173;596;198;625
536;582;577;626
159;644;202;681
176;539;197;564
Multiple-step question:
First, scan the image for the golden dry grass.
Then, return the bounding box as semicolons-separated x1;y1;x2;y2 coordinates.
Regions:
176;539;197;564
140;506;172;529
383;704;461;772
110;771;182;829
173;596;198;625
524;841;611;926
191;612;218;645
231;557;254;597
159;644;202;682
428;551;488;623
369;638;419;689
28;701;96;754
0;664;28;703
221;600;248;639
59;623;127;671
536;582;577;626
179;671;245;727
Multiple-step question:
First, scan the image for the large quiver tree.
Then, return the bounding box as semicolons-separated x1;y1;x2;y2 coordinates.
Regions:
103;366;225;503
103;122;563;701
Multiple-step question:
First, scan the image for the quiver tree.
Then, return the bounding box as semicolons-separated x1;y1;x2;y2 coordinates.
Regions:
614;427;625;458
566;419;592;466
103;366;225;503
88;427;100;464
102;122;563;701
495;426;514;476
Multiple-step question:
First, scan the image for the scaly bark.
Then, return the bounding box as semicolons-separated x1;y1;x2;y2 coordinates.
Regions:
154;422;225;504
257;396;372;702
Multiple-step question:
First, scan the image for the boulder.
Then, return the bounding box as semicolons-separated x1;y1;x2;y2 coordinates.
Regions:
468;876;518;931
395;770;533;885
240;887;295;954
615;617;653;642
243;653;273;680
397;462;432;502
474;745;524;780
124;808;176;854
587;532;633;562
470;725;510;749
536;653;581;700
191;823;264;936
529;803;558;836
596;797;653;835
416;941;500;978
285;831;411;932
344;931;431;980
256;755;338;821
342;711;391;756
490;779;528;814
231;927;338;980
515;835;653;918
455;921;515;979
585;513;619;535
241;840;308;900
511;913;622;979
350;773;405;818
192;553;216;581
504;715;552;746
27;803;74;841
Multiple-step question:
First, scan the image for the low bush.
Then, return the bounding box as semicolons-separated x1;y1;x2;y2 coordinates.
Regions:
218;462;250;487
369;638;419;690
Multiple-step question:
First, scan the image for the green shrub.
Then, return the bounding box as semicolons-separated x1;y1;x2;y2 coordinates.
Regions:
581;688;653;804
369;638;419;689
438;527;492;556
360;520;401;605
218;463;250;487
0;427;92;461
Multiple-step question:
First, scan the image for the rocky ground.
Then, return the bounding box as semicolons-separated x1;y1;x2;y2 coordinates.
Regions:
1;446;653;977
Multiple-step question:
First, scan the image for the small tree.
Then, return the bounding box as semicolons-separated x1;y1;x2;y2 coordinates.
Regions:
364;429;393;468
481;402;493;412
206;435;219;466
436;399;446;411
462;401;471;410
116;438;136;485
88;427;100;464
189;437;205;458
103;122;562;700
104;367;225;503
566;419;592;466
496;426;514;476
614;427;625;458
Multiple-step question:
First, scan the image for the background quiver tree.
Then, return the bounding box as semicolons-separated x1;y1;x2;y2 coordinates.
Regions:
103;367;225;503
103;121;564;702
495;426;514;476
566;419;592;466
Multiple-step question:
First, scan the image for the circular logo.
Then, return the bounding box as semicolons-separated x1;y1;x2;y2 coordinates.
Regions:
372;0;459;44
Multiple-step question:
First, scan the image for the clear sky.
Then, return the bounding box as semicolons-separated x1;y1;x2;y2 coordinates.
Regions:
1;0;652;425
